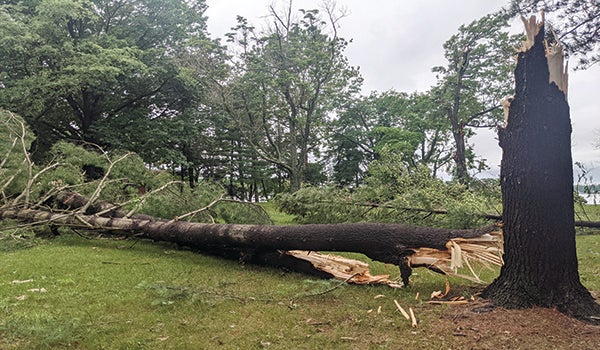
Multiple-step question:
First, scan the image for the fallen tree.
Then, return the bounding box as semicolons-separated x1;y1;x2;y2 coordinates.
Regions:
0;197;502;287
0;114;503;288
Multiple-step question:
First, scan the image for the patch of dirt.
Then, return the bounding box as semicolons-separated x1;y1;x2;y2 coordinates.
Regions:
434;300;600;350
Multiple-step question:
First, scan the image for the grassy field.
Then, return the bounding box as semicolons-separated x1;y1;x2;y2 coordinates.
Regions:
0;208;599;349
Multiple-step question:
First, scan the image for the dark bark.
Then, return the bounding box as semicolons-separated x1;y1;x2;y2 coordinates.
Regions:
452;122;469;186
0;207;496;286
482;21;600;324
448;49;470;186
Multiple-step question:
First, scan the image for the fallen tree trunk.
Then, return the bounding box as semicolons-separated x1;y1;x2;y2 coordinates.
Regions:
0;207;500;286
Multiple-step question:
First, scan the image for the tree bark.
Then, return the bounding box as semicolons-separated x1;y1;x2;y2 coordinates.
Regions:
0;207;496;286
482;17;600;324
451;122;469;186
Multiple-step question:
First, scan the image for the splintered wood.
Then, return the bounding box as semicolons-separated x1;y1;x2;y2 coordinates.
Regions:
393;299;418;327
409;231;503;283
520;14;544;52
520;13;569;98
286;230;503;287
285;250;404;288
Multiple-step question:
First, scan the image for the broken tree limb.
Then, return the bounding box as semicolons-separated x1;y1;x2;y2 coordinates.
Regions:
339;201;503;221
293;199;600;229
0;207;501;286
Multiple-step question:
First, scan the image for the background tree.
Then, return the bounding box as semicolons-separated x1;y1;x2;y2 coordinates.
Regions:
327;91;400;187
433;13;520;185
220;4;362;192
506;0;600;69
0;0;210;163
328;90;452;186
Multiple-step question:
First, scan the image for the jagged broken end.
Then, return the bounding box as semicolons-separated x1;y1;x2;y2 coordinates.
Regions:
545;40;569;99
520;13;569;100
520;13;544;52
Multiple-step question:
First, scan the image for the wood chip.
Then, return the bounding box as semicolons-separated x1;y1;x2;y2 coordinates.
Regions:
409;307;417;327
11;279;33;284
431;290;444;299
393;299;410;320
428;299;470;305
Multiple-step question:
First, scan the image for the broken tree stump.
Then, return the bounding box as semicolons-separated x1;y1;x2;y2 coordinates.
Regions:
482;14;600;324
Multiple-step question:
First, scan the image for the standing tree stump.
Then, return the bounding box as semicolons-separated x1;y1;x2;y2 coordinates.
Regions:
482;15;600;323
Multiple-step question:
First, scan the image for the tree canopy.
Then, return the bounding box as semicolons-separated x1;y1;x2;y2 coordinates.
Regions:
218;5;362;192
0;0;211;163
328;90;452;186
0;0;528;193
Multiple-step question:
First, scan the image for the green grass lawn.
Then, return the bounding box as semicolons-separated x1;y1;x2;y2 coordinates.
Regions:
0;207;598;349
0;234;453;349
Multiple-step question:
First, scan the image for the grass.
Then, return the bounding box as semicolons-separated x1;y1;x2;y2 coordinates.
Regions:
0;234;458;349
577;235;600;292
260;202;297;225
576;202;600;219
0;205;598;349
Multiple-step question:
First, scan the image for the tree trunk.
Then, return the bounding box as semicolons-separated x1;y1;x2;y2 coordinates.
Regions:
451;121;469;186
0;207;497;286
289;169;303;193
449;51;470;186
482;16;600;324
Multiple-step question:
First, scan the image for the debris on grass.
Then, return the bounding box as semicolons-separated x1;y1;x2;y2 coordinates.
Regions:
409;307;417;327
394;299;410;320
286;250;404;288
10;279;33;284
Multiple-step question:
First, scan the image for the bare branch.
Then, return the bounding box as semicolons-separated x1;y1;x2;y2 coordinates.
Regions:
7;118;61;207
0;137;18;170
77;153;132;214
123;181;183;218
170;193;225;222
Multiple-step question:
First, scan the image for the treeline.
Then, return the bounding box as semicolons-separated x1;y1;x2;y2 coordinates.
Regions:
0;0;563;201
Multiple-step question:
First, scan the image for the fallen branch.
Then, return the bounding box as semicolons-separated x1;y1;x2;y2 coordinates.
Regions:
352;201;502;221
300;200;600;229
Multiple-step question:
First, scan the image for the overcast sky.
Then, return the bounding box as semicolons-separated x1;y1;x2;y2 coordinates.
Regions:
205;0;600;179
